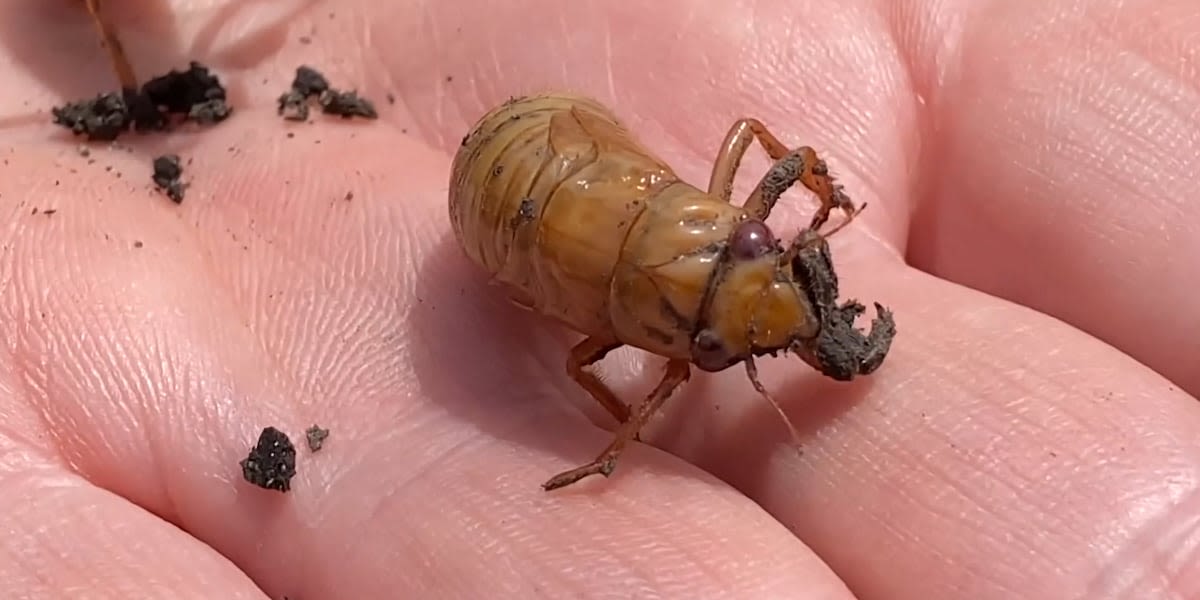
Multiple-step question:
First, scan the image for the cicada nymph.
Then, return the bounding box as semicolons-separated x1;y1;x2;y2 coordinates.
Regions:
449;92;896;491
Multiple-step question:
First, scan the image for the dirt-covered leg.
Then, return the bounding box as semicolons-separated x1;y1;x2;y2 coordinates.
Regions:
84;0;139;92
743;146;857;231
707;118;790;203
706;118;856;229
567;337;631;424
543;358;691;491
786;231;897;380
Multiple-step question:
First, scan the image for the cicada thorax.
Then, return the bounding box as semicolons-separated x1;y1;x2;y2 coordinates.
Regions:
607;186;745;357
607;188;824;368
448;93;685;338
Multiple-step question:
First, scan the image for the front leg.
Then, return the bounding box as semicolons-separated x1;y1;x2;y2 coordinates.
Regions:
785;233;897;380
706;118;857;230
744;146;857;232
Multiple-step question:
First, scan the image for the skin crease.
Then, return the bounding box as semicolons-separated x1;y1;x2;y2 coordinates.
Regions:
0;0;1198;597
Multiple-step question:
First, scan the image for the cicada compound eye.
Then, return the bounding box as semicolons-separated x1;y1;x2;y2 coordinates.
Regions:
691;328;734;372
730;219;775;260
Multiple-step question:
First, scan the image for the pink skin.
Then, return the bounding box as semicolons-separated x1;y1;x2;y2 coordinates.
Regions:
1;0;1198;598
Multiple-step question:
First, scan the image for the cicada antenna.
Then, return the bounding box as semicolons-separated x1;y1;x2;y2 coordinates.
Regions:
779;200;868;267
745;356;803;453
817;201;867;240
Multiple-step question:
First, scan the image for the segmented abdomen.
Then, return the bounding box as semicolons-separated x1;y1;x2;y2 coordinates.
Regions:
448;93;679;335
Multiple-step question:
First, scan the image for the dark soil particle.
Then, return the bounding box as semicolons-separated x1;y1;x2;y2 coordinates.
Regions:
277;65;377;122
292;65;331;97
51;93;131;141
51;61;231;141
142;61;232;123
319;89;377;119
277;90;309;120
278;65;330;121
305;425;330;452
240;426;297;492
152;154;186;203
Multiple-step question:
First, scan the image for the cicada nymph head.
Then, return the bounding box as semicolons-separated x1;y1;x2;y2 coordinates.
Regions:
688;209;896;381
688;217;815;371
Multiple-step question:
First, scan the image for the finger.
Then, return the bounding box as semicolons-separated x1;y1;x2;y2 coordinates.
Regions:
592;228;1200;598
1;1;860;594
2;120;857;598
0;433;266;597
903;0;1200;395
0;0;186;116
372;0;916;253
381;2;1200;598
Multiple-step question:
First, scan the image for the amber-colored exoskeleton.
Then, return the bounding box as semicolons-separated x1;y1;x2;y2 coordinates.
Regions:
449;93;897;491
81;0;140;92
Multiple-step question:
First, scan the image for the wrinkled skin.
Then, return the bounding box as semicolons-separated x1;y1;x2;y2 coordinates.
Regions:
2;1;1199;598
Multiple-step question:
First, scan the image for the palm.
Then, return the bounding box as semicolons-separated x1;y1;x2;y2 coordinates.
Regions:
1;0;1197;598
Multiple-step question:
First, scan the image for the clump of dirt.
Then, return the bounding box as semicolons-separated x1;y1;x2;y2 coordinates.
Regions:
240;426;297;493
51;93;131;142
277;65;378;122
305;425;330;452
278;65;329;121
51;61;232;142
151;154;186;203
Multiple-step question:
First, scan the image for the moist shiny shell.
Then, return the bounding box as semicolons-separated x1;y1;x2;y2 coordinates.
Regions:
730;219;775;260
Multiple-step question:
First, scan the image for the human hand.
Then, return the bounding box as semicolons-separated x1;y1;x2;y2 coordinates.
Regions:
1;0;1197;598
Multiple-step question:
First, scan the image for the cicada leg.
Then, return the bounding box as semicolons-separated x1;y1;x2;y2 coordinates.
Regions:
567;337;631;425
706;118;856;232
543;358;691;491
83;0;139;92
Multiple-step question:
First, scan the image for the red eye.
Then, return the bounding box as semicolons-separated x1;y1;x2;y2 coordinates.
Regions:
730;219;774;260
